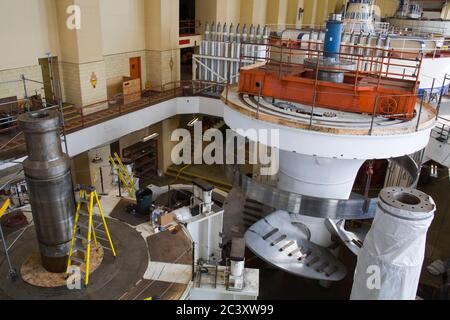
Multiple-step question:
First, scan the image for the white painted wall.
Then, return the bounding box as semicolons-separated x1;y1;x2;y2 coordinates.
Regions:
99;0;146;55
0;0;61;70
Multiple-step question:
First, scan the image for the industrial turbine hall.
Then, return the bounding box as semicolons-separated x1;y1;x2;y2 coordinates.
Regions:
1;0;450;301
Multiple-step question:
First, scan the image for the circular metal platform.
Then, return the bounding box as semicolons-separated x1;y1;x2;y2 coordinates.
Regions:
239;93;434;132
222;86;436;161
0;218;148;300
223;85;436;134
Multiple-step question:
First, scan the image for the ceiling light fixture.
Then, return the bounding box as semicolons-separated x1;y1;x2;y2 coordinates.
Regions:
143;133;159;142
92;154;103;163
187;117;199;127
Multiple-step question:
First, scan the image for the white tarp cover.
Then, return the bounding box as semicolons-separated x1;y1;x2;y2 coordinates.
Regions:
351;200;435;300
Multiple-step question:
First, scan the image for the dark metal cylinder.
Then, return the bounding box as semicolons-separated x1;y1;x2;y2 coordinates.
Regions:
18;110;74;273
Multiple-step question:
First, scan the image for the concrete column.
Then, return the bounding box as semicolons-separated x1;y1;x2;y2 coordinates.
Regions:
71;153;93;187
334;0;347;13
266;0;289;31
286;0;305;28
196;0;217;31
87;146;113;194
303;0;318;27
315;0;330;26
303;0;341;28
144;0;180;90
240;0;268;26
55;0;107;110
197;0;241;29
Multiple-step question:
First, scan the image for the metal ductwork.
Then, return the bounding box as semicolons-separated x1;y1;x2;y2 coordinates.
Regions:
18;110;75;273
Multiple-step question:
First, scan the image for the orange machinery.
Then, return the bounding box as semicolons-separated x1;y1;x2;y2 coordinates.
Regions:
238;38;423;119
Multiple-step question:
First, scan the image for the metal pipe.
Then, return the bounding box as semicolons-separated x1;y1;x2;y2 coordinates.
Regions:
436;74;449;119
18;110;75;273
0;222;18;280
416;95;425;132
429;78;436;103
21;74;29;113
369;95;379;135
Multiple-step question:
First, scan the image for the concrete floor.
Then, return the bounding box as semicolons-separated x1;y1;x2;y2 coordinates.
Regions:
173;159;450;299
2;138;448;300
0;217;149;300
419;165;450;262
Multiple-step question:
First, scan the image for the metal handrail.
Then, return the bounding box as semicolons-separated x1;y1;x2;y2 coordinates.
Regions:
433;117;450;142
0;103;61;128
0;80;227;138
245;37;423;85
0;73;438;161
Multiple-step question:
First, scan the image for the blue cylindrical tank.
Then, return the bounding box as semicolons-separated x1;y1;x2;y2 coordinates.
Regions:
324;18;343;58
324;16;343;59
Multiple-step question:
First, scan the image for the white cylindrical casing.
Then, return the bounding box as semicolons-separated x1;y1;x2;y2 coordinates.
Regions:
277;150;365;200
351;187;435;300
203;190;212;205
193;186;202;199
231;260;245;277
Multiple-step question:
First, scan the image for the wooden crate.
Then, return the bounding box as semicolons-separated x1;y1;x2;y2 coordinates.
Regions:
123;78;141;105
157;213;175;228
123;78;141;95
123;92;141;105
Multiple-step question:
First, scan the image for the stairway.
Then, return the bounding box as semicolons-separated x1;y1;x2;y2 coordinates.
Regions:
426;119;450;168
62;104;82;123
243;198;265;229
165;165;232;192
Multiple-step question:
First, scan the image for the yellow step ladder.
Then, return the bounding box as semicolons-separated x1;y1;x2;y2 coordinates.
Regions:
109;152;137;199
66;185;117;286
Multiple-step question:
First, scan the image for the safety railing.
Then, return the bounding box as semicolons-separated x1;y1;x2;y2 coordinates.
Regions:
0;70;445;160
243;82;434;134
238;37;427;123
237;37;446;134
433;117;450;143
0;75;68;157
389;24;448;38
252;37;423;86
280;27;450;60
75;80;227;128
374;22;390;35
0;80;229;158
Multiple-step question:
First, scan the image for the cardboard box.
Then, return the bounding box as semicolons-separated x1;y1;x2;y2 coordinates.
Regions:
123;78;141;95
157;212;175;227
123;78;141;105
123;92;141;105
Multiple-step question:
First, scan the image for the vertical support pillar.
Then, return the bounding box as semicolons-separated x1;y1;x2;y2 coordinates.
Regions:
144;0;180;90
